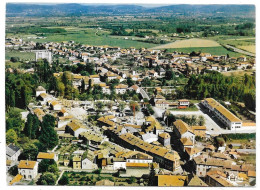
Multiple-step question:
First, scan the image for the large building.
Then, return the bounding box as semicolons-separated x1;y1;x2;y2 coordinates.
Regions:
201;98;242;130
35;51;52;63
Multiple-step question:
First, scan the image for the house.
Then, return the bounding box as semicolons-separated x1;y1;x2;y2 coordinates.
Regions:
33;108;45;121
122;162;150;177
115;84;128;94
73;155;81;169
211;64;219;71
154;94;165;103
129;85;140;93
238;56;247;62
65;120;88;138
90;75;100;84
113;157;126;170
6;144;21;161
178;99;190;108
36;86;46;97
191;126;206;138
155;100;169;109
155;87;162;94
173;120;195;145
188;174;208;186
6;160;15;172
142;133;158;143
154;175;188;186
50;101;62;111
185;147;201;160
82;158;98;170
158;132;171;146
18;160;38;180
206;173;233;187
99;83;111;94
37;152;58;162
159;68;166;76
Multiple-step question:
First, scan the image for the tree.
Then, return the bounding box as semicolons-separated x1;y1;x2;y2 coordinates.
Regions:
119;102;126;112
148;164;155;186
165;70;175;80
39;115;58;150
95;101;104;111
8;165;18;176
10;57;20;62
21;143;39;160
37;172;57;185
198;115;205;126
6;129;18;144
38;159;58;174
126;77;134;87
58;173;69;185
24;113;33;138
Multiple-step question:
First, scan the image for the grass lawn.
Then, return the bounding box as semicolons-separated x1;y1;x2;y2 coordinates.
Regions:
5;50;35;61
165;46;242;57
222;70;255;77
6;61;23;68
239;154;256;165
169;105;198;111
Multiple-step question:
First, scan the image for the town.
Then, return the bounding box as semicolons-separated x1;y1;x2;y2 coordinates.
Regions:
5;3;256;187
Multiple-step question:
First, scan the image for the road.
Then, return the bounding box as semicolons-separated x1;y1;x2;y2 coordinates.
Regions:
139;87;150;100
223;44;255;57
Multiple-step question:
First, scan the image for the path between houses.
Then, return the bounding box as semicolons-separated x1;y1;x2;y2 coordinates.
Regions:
55;170;65;185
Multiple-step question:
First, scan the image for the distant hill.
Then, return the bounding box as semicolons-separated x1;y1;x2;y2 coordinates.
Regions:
6;3;255;17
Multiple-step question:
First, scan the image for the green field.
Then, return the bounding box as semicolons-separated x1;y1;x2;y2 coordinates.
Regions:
5;50;35;61
61;171;140;186
165;46;242;57
6;61;23;68
19;28;157;49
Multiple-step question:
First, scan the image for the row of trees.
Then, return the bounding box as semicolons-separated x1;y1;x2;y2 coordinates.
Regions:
183;71;255;111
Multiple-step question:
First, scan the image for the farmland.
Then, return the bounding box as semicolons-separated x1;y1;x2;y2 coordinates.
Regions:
238;45;255;53
152;38;221;49
8;28;157;49
164;46;242;57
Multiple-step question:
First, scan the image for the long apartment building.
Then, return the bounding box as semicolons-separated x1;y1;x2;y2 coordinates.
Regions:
201;98;242;130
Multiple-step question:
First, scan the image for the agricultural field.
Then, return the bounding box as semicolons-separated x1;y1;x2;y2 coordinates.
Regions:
165;46;242;57
237;45;255;53
16;28;157;49
152;38;221;49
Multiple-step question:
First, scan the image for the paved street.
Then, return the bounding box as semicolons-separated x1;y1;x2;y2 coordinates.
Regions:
223;44;255;57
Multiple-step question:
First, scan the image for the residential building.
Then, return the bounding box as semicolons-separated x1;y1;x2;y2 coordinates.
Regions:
18;160;38;180
158;132;171;146
154;175;188;186
37;152;58;162
6;144;21;161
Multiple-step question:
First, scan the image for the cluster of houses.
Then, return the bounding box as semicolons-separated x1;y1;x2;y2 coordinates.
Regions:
5;38;256;186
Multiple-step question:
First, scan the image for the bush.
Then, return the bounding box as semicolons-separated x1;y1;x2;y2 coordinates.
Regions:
58;174;69;185
8;165;18;176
